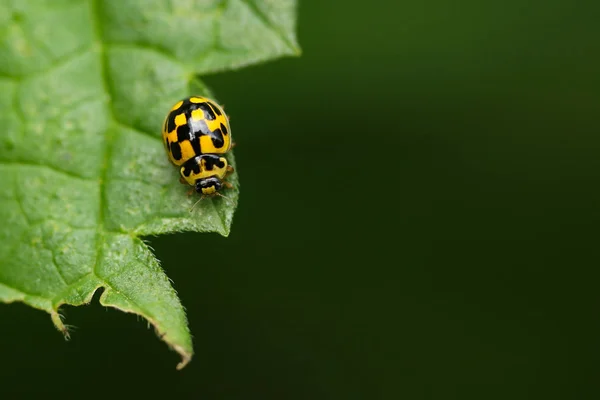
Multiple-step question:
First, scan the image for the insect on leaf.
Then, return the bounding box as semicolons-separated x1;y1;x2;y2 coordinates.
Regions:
0;0;300;369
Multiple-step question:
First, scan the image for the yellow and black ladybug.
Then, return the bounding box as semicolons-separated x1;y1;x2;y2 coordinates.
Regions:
162;96;235;199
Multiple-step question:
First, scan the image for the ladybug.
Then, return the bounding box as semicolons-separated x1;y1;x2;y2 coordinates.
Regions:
162;96;235;200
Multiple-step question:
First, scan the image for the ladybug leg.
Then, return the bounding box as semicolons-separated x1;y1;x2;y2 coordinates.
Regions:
179;176;187;185
230;141;237;149
222;181;234;189
186;187;195;196
225;165;235;177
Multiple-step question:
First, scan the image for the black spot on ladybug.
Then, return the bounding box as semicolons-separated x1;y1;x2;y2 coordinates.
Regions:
177;124;190;142
170;141;182;161
220;122;228;135
190;135;201;156
182;157;201;177
201;154;225;171
180;98;191;109
166;111;178;132
207;101;222;116
190;161;200;174
210;128;224;148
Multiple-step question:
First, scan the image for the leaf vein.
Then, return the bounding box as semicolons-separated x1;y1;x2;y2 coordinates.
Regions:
16;46;94;82
107;42;189;75
0;161;94;182
89;0;111;278
112;119;161;142
88;0;162;327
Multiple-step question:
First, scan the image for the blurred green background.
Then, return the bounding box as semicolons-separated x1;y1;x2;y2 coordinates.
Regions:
2;0;600;398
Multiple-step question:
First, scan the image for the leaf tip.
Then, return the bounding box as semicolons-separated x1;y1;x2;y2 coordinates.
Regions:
218;227;231;238
98;285;194;371
174;346;193;370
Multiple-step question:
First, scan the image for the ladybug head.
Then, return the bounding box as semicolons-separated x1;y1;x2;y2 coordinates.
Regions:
195;176;222;196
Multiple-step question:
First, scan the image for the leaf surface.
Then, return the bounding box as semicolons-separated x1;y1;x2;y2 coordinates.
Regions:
0;0;299;369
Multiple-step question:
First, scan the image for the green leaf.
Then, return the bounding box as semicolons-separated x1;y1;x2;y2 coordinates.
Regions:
0;0;300;369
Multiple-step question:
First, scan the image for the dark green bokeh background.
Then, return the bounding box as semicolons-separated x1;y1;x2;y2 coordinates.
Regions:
3;1;600;398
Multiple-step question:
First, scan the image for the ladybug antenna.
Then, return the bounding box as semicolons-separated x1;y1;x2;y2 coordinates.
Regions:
189;196;206;212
